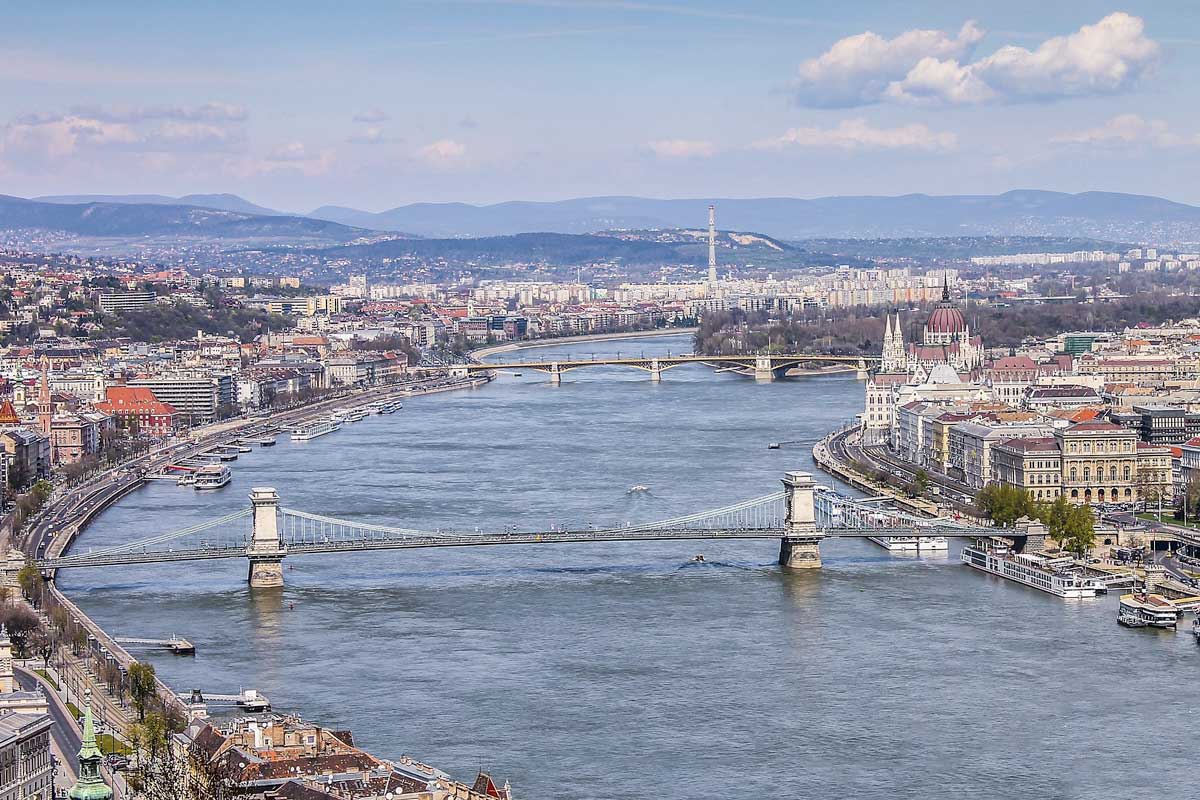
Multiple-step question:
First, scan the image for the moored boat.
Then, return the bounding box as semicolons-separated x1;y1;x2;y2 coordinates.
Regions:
291;419;341;441
193;464;232;490
1117;593;1180;628
961;537;1098;598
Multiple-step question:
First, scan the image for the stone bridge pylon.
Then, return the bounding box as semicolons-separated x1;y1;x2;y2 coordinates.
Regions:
779;471;822;569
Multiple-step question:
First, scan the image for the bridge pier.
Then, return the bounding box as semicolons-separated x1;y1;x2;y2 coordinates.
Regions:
855;359;869;380
549;363;562;385
754;355;775;382
779;471;823;569
649;358;662;382
247;487;287;589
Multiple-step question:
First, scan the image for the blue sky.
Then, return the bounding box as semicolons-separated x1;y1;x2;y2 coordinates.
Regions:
2;1;1198;211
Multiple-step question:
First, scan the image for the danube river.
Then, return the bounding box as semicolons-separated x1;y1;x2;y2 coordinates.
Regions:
64;335;1197;799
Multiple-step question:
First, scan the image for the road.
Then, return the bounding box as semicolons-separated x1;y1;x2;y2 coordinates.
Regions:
826;426;979;514
15;665;80;783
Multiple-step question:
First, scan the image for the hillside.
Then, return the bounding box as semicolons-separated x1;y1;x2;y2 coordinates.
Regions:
306;191;1200;243
35;192;283;216
0;194;377;245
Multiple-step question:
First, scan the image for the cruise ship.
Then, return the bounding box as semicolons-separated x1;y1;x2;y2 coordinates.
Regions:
367;398;403;414
960;537;1101;598
291;418;341;441
1117;593;1180;628
193;464;232;490
868;534;949;552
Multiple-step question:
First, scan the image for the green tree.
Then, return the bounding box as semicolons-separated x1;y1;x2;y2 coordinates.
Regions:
1060;505;1096;557
907;469;930;499
128;662;158;721
975;483;1034;528
1036;495;1072;541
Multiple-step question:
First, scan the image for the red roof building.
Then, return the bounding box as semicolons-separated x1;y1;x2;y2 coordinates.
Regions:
96;387;178;436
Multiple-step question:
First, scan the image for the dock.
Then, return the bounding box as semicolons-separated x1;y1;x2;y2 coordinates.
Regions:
114;635;196;655
184;688;270;712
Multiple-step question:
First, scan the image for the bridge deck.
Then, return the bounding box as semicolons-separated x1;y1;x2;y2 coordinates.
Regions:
39;525;981;569
467;353;875;370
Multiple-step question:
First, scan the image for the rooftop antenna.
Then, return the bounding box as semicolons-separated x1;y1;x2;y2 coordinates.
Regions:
707;204;717;285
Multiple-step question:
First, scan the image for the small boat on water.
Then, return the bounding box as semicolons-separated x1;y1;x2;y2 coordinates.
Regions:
193;464;233;491
628;485;650;494
1193;616;1200;642
1118;593;1180;628
767;442;781;450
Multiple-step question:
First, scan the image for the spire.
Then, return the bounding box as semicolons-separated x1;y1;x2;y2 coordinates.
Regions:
884;313;892;340
69;692;113;799
942;274;951;302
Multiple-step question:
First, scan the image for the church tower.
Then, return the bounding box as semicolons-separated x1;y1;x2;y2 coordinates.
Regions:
0;626;12;694
69;692;113;800
881;312;906;373
37;357;52;436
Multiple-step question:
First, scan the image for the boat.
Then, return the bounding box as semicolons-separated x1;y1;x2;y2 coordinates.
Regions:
767;442;781;450
1117;593;1180;628
346;409;368;422
193;464;232;490
176;474;196;487
628;485;650;494
379;399;403;414
291;419;341;441
960;537;1099;598
1193;617;1200;642
868;534;949;552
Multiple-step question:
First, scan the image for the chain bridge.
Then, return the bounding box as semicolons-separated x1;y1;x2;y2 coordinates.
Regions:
39;473;985;588
451;353;876;383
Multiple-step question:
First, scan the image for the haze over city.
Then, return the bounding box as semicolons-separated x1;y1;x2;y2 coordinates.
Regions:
4;1;1199;208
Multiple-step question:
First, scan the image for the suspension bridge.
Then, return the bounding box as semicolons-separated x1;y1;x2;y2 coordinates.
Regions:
37;473;988;587
451;353;876;383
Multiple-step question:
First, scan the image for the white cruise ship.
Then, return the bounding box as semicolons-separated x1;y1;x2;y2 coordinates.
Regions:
961;538;1099;598
868;535;949;552
193;464;232;490
291;418;341;441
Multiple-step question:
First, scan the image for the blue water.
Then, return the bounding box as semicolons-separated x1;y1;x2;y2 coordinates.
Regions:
63;335;1198;800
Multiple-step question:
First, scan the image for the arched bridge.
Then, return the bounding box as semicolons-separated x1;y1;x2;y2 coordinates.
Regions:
40;473;985;588
451;353;877;382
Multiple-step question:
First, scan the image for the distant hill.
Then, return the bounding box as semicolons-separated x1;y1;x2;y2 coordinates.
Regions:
309;228;800;268
307;191;1200;243
0;194;374;243
35;192;283;216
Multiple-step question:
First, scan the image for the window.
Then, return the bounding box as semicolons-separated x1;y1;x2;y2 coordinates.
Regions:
1083;467;1091;481
1124;465;1131;481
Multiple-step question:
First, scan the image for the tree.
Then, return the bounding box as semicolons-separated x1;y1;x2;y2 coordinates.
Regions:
16;562;43;607
907;469;930;499
129;662;158;721
0;605;43;658
1060;505;1096;557
1036;495;1072;541
975;483;1034;528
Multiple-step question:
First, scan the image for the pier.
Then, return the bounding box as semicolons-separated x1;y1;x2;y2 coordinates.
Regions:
184;688;270;713
113;635;196;655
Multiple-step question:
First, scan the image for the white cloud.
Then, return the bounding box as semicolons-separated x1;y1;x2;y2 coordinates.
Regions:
793;21;983;108
353;109;390;123
223;141;335;178
416;139;466;165
795;13;1159;108
647;139;716;158
1053;114;1198;149
3;115;139;160
348;126;389;144
754;119;956;152
69;102;247;123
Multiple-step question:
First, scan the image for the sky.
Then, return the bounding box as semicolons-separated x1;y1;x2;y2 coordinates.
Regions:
2;1;1199;212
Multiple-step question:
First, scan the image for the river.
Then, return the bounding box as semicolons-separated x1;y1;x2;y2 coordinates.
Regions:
62;335;1198;799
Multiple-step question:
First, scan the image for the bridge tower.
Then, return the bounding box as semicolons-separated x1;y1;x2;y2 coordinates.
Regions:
754;355;776;382
779;471;822;569
247;487;287;588
548;362;562;385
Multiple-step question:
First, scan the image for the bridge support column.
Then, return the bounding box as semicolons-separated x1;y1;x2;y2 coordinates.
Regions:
754;355;776;382
649;358;662;382
855;359;869;380
449;365;470;379
549;363;562;385
247;487;287;589
779;471;823;569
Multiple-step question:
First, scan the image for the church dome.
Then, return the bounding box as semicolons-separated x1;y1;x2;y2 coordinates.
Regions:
925;277;966;335
926;302;967;335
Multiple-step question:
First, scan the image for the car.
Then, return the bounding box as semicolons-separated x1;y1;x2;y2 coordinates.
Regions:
104;755;129;771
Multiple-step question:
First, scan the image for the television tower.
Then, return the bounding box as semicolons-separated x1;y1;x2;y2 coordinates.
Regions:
707;204;717;285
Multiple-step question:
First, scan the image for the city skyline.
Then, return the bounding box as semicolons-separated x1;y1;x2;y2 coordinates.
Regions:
3;2;1199;210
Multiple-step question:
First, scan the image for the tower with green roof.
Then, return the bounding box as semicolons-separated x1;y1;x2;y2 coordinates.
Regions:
68;694;112;800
